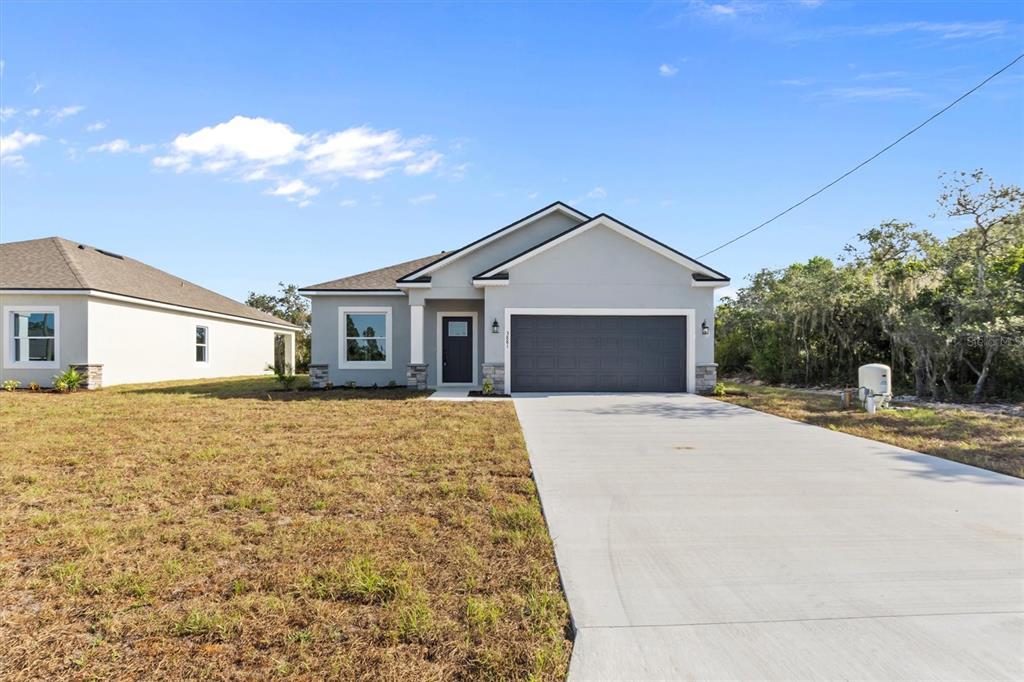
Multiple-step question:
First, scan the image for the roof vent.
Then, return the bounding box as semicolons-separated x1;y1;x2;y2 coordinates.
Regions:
96;248;125;260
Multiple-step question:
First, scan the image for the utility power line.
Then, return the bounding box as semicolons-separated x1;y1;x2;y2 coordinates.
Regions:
697;52;1024;259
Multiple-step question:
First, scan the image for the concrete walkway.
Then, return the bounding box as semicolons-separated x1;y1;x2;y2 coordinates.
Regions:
513;393;1024;681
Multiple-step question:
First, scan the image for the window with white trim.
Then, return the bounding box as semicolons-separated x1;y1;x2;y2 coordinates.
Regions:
11;311;56;363
195;325;209;362
339;307;392;369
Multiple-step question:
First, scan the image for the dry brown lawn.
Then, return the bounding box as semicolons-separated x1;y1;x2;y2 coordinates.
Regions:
716;383;1024;478
0;376;571;680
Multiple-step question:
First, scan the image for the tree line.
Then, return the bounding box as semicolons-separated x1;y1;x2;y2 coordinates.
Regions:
716;170;1024;402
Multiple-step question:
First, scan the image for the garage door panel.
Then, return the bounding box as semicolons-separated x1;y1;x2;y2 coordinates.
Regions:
511;315;686;392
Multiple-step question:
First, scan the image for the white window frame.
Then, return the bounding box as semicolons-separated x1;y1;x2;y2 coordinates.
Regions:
3;305;60;370
436;311;479;387
339;306;392;369
195;325;209;364
503;308;696;394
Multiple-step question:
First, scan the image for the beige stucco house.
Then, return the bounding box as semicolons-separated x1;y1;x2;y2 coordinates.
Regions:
0;237;298;389
301;202;729;394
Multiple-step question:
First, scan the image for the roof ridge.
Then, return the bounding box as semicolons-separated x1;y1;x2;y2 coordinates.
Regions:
51;237;89;288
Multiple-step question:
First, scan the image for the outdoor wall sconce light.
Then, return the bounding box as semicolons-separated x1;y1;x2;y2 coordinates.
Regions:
491;318;500;334
701;320;710;336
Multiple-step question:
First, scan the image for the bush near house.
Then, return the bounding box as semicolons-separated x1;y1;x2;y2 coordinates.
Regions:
0;376;571;680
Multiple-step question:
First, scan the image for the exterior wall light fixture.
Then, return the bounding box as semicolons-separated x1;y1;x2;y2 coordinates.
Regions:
701;320;710;336
491;318;500;334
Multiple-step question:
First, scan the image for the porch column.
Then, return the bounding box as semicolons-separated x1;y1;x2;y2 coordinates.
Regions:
407;304;428;390
410;304;424;364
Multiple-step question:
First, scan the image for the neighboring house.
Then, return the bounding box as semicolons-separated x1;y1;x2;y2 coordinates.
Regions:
300;202;729;393
0;237;298;389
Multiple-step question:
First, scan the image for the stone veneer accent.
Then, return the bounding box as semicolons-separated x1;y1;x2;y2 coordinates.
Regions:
71;364;103;390
309;364;329;389
406;363;428;391
695;362;718;394
482;362;505;394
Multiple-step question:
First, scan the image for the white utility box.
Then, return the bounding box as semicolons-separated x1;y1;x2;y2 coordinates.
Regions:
858;363;892;412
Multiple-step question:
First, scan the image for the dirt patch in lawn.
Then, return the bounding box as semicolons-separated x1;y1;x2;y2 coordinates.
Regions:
0;376;570;680
715;383;1024;479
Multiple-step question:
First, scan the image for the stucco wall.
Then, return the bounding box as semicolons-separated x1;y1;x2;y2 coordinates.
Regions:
424;210;581;299
0;293;89;387
310;294;411;387
482;224;717;364
87;297;292;386
309;294;485;387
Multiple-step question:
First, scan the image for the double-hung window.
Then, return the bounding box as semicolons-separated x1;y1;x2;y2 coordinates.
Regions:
195;325;209;362
339;307;391;369
5;307;59;369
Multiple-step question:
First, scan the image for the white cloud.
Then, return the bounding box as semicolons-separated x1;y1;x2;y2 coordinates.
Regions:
405;150;443;175
50;105;84;122
31;82;44;95
152;154;191;173
799;0;823;7
778;78;814;86
526;191;539;200
86;121;107;132
659;63;679;77
339;198;358;207
1;130;45;165
88;138;152;154
0;107;15;121
857;21;1009;40
153;115;447;203
822;86;919;101
266;178;320;198
25;108;41;117
709;4;737;16
171;115;305;168
587;186;607;199
305;126;424;180
408;192;437;204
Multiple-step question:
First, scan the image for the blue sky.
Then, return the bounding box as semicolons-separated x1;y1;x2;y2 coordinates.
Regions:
2;1;1022;301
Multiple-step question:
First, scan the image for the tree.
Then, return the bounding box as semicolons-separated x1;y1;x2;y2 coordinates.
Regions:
246;283;311;371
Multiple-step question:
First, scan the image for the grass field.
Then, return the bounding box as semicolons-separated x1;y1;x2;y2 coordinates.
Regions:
715;383;1024;479
0;376;570;680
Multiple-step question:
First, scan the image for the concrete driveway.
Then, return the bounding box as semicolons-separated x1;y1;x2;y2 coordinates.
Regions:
513;393;1024;681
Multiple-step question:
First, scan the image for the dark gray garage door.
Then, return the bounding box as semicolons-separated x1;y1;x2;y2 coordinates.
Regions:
510;315;686;392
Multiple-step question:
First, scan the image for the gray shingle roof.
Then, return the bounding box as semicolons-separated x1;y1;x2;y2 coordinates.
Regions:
300;252;446;291
0;237;297;327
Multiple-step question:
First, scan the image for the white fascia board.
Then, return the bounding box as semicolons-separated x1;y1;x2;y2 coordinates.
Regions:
471;279;509;288
398;203;589;282
692;280;731;288
477;215;726;280
395;282;432;289
1;289;299;331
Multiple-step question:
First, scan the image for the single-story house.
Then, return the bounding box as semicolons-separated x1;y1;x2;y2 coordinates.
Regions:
0;237;298;389
300;202;729;393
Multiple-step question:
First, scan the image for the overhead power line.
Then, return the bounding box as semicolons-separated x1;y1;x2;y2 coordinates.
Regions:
697;52;1024;259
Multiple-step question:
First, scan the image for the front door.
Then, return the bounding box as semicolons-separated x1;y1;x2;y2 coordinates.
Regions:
441;316;473;383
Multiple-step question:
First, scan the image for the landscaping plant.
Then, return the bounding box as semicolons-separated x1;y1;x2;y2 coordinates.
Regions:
52;366;84;393
2;380;21;392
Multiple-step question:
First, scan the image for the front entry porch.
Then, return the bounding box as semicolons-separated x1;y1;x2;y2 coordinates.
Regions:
406;299;485;390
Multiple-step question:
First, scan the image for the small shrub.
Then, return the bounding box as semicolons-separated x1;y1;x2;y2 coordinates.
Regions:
28;382;40;391
266;362;297;390
344;380;357;389
388;379;398;388
53;366;84;393
2;379;21;392
712;382;726;397
482;378;495;395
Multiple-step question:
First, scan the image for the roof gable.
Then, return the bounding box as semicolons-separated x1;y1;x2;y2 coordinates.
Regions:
0;237;297;327
473;214;730;283
395;201;588;284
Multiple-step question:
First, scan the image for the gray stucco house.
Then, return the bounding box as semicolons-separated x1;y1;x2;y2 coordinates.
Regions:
300;202;729;393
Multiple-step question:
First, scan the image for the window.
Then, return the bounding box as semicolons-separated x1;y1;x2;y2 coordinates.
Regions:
448;320;468;337
5;307;59;369
339;307;392;369
195;325;208;362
